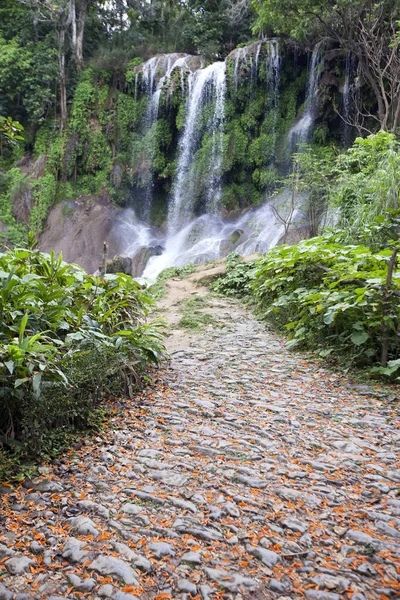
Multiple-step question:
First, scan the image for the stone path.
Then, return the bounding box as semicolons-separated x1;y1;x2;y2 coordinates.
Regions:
1;281;400;600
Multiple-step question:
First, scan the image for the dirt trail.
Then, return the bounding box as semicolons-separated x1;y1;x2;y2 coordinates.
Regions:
1;267;400;600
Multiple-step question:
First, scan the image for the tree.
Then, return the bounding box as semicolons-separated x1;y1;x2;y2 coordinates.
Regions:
0;1;58;124
252;0;400;133
15;0;95;129
272;146;335;240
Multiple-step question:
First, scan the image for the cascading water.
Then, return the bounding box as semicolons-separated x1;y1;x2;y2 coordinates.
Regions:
205;65;226;215
287;41;324;151
265;40;281;150
137;54;187;221
234;47;246;89
167;61;227;236
141;200;288;281
117;42;308;281
342;53;357;147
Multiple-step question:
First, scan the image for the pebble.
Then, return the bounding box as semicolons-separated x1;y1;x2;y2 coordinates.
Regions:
204;568;258;592
5;556;34;575
0;584;13;600
88;555;139;585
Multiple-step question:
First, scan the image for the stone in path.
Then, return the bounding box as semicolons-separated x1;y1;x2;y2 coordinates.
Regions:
0;278;399;599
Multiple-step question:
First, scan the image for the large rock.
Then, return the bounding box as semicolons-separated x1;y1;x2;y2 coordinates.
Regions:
39;193;123;274
5;556;34;575
106;255;133;275
131;245;163;277
89;555;139;585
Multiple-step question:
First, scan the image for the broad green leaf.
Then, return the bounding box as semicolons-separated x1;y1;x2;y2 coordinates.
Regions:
350;331;369;346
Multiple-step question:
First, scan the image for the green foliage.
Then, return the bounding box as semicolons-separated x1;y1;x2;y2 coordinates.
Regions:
215;237;400;378
0;6;58;125
213;253;258;297
0;168;28;247
0;116;24;156
30;173;57;234
333;132;400;241
178;295;217;330
0;247;166;462
179;311;216;330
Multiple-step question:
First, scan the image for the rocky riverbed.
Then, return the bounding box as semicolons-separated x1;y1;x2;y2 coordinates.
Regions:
1;276;399;599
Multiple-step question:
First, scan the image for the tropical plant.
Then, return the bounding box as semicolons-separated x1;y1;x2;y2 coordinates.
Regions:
214;236;400;378
0;244;165;457
0;116;24;156
332;132;400;242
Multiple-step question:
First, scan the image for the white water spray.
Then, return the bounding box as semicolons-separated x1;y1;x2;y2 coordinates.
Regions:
287;42;324;151
138;54;188;220
168;61;227;235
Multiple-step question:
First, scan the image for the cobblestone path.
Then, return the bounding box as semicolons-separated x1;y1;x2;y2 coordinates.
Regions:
1;282;400;600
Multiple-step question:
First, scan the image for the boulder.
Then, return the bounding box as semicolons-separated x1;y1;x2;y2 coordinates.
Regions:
106;255;133;275
131;245;164;277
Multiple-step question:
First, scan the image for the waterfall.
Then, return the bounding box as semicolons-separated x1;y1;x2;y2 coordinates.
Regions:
234;48;246;89
167;61;227;236
287;41;324;151
265;40;281;149
342;53;357;147
138;54;187;221
205;64;226;215
117;43;313;281
266;40;280;108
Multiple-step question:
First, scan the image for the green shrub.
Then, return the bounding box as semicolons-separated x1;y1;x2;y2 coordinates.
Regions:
0;244;165;464
214;237;400;378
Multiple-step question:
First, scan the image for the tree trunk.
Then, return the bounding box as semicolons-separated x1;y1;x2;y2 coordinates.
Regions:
381;248;398;368
76;0;88;67
57;27;68;132
358;54;387;130
392;95;400;134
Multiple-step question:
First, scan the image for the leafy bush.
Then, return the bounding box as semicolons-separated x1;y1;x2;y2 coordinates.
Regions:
333;132;400;240
214;237;400;378
0;244;165;462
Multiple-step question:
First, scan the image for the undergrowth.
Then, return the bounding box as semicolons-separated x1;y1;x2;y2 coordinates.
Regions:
0;239;166;480
213;237;400;380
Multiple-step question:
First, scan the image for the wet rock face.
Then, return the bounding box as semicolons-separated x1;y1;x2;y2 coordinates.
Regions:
39;194;124;273
132;53;203;83
219;229;245;255
1;293;400;598
130;245;164;277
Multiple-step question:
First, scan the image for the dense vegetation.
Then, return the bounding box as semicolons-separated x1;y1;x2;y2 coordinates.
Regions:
1;0;399;245
214;132;400;379
0;240;165;478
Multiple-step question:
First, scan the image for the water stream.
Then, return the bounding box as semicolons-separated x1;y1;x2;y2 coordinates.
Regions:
138;54;188;220
287;42;324;151
342;53;357;147
167;61;227;236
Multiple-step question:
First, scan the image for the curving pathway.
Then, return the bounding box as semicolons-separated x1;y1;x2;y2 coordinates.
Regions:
1;269;400;600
